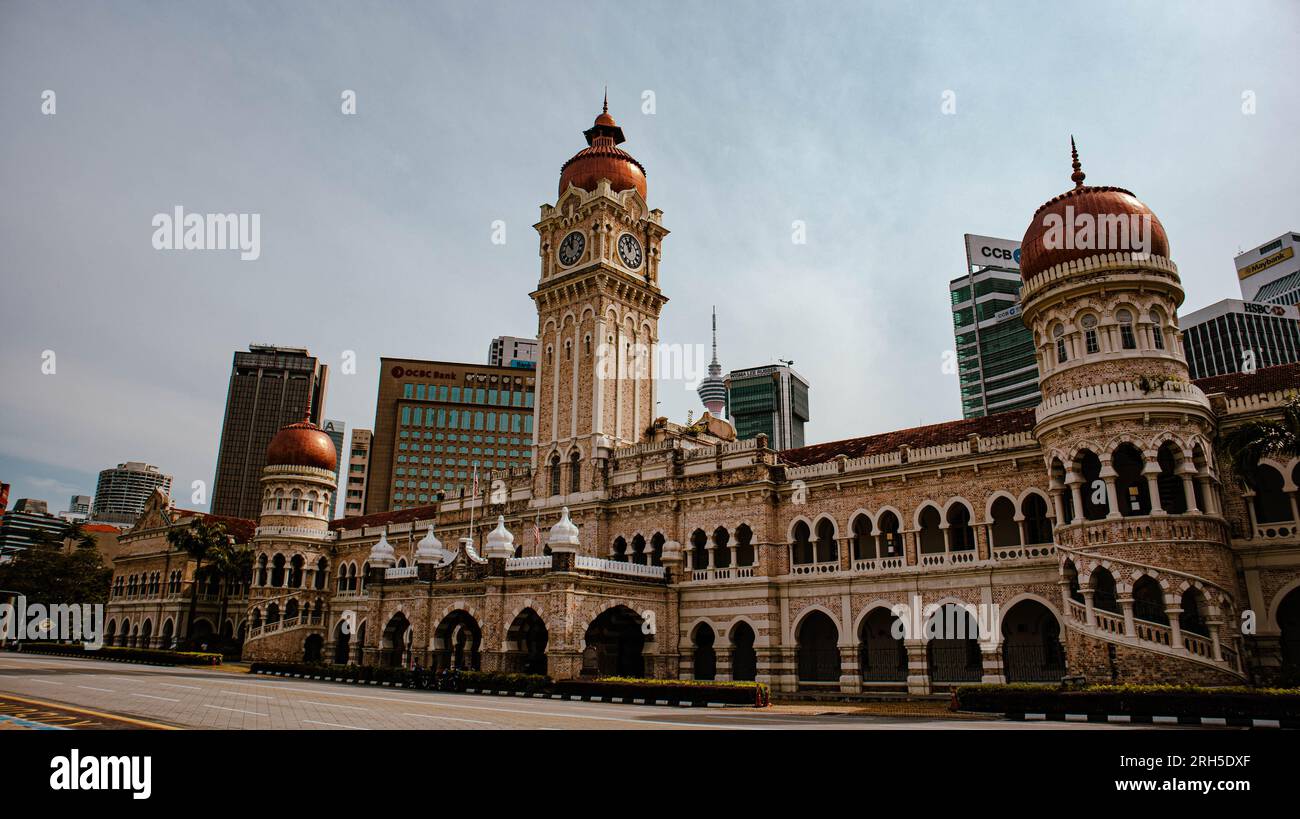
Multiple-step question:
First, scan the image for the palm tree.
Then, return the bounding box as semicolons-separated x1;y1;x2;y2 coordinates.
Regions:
1216;394;1300;487
196;539;253;652
167;517;230;647
61;520;97;550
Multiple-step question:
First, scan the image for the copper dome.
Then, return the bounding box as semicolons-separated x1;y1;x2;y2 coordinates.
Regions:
265;420;337;472
1020;139;1169;279
558;97;647;199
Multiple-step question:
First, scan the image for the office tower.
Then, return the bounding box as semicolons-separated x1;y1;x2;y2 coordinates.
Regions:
343;428;372;517
726;363;809;450
951;234;1040;418
1181;299;1300;379
91;462;172;525
1236;231;1300;304
487;335;539;369
210;345;329;520
0;499;67;559
321;419;346;518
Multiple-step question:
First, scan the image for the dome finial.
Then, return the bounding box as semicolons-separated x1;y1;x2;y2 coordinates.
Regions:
1070;135;1086;188
602;86;608;114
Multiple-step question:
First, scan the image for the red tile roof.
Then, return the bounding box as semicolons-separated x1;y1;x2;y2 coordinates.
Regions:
779;408;1037;467
1192;361;1300;399
330;505;440;532
170;508;257;543
82;524;121;534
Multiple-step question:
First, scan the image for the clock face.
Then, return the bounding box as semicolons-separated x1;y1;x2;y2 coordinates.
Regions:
557;231;585;267
617;233;643;269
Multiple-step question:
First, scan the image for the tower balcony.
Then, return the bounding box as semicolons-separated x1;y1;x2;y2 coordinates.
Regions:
1035;377;1210;427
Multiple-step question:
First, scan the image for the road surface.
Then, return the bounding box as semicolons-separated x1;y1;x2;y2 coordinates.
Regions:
0;652;1146;730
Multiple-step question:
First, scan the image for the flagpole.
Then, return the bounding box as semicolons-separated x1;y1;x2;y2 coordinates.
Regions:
468;465;477;548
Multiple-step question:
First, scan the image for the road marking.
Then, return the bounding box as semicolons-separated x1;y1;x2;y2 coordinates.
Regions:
303;701;370;711
303;720;368;730
202;704;268;717
216;691;273;700
159;683;202;690
27;679;63;685
76;685;114;693
131;694;181;703
402;712;494;726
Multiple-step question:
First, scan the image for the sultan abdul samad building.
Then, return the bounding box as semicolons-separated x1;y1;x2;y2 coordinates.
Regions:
105;103;1300;693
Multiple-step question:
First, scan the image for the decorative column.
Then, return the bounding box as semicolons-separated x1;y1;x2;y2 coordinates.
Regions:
981;645;1005;685
1143;459;1165;515
1206;617;1224;661
1066;473;1085;524
1167;601;1184;650
1117;594;1136;637
1180;462;1201;514
1099;460;1121;519
705;534;716;570
838;643;861;694
904;639;930;695
1082;588;1096;628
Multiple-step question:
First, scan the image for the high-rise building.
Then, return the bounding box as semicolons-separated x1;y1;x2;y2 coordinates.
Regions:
487;335;539;369
951;234;1041;419
91;462;172;525
210;344;329;520
321;419;346;518
726;364;809;450
1236;231;1300;304
59;494;92;521
364;358;537;512
0;499;67;560
343;428;372;517
697;307;727;416
1180;299;1300;379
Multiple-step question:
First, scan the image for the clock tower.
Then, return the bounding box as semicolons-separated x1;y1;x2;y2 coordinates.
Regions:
530;98;669;502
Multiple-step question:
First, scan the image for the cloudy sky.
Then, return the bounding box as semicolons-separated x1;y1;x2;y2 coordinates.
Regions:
1;0;1296;512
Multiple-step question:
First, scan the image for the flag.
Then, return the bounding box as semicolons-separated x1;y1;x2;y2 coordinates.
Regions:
531;520;541;548
472;465;479;497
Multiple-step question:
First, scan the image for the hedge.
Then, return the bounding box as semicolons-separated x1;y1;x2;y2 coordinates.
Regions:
16;642;222;666
555;677;771;707
953;683;1300;720
247;662;769;706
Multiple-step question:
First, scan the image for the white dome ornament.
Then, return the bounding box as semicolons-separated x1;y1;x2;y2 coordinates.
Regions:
367;528;396;567
547;506;581;554
414;525;445;564
483;516;516;560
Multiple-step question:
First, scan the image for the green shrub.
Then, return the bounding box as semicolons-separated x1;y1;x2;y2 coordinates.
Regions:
953;683;1300;720
18;642;221;666
556;676;769;706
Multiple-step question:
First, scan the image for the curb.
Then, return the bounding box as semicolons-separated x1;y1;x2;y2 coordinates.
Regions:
250;670;755;708
1007;712;1295;728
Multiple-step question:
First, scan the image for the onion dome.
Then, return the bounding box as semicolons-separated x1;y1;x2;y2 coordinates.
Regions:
697;306;727;415
413;525;448;565
265;418;337;472
367;528;396;567
558;92;647;199
659;539;684;565
1020;138;1169;279
483;515;515;559
546;506;581;553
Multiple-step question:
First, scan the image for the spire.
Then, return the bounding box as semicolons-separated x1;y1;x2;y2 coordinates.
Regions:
711;306;719;367
602;86;608;114
697;307;727;415
1070;135;1086;188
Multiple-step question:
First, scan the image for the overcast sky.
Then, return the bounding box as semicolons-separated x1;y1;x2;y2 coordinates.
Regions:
1;0;1296;512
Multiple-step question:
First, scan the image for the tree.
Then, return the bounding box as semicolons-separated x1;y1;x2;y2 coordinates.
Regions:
196;538;253;651
60;520;97;550
1216;394;1300;487
166;517;230;646
0;542;111;607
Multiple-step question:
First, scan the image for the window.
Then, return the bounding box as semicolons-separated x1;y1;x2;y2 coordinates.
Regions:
1150;308;1165;350
1117;309;1136;349
570;451;581;493
1082;314;1099;354
1053;324;1067;363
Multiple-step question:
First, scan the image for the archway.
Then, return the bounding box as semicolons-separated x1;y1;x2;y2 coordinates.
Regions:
303;633;324;664
795;610;840;684
140;619;153;649
730;621;757;682
160;619;174;650
925;604;982;683
1001;600;1065;682
505;609;548;675
333;620;352;664
989;497;1019;548
434;610;481;671
583;605;647;677
1132;576;1167;624
859;608;907;681
691;623;717;681
381;612;411;669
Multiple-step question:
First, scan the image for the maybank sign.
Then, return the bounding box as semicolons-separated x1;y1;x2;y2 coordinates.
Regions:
965;234;1021;271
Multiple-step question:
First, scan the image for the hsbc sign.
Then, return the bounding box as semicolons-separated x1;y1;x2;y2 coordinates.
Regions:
964;234;1022;271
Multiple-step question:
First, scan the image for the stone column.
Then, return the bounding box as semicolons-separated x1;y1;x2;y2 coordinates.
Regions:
838;644;861;694
1206;617;1224;661
1066;474;1085;524
1082;589;1096;628
904;639;929;695
1100;461;1121;519
1167;602;1184;649
981;645;1005;685
1143;461;1165;515
1117;594;1136;637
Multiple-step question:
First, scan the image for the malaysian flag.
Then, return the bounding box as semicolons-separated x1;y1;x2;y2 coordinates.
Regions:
531;511;541;549
471;465;479;497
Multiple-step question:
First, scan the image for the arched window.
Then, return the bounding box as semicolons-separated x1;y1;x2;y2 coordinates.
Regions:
569;450;581;493
814;519;837;563
1022;493;1053;544
1112;443;1150;516
289;554;305;588
1091;567;1119;614
650;532;665;566
1078;450;1108;520
691;529;709;569
549;454;562;497
1117;308;1136;349
734;525;754;567
1252;464;1292;524
1180;588;1208;637
1081;314;1100;354
630;534;647;565
1132;576;1166;624
790;521;813;565
1053;323;1067;363
713;527;731;569
918;506;944;554
1156;442;1187;513
990;497;1019;547
947;503;975;551
270;554;286;587
1149;308;1165;350
315;557;328;590
875;511;902;557
612;536;628;562
851;514;874;560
